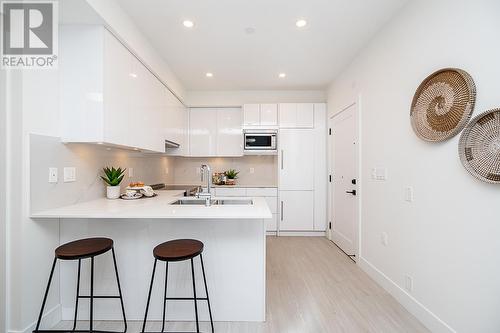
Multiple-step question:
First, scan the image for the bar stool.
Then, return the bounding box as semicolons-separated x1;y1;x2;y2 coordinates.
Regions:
141;239;214;333
33;237;127;333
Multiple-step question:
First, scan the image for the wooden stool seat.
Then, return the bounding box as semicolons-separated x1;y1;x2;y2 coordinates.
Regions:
153;239;204;262
55;237;114;260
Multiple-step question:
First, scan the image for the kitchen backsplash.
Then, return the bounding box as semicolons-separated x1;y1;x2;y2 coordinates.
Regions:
171;155;277;186
30;134;277;213
30;134;174;213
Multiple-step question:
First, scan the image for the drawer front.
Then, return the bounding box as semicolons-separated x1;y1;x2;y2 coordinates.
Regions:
246;187;278;197
264;197;278;214
215;187;247;197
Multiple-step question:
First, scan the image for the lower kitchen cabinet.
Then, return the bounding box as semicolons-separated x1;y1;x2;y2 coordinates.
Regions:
213;187;278;232
279;191;314;231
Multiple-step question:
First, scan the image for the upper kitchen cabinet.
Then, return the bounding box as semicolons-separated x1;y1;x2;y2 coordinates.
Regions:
243;104;278;127
279;103;314;128
216;108;243;156
189;108;243;157
189;108;218;157
163;90;189;156
60;25;178;153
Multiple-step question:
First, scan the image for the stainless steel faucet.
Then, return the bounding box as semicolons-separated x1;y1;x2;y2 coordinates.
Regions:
197;164;212;206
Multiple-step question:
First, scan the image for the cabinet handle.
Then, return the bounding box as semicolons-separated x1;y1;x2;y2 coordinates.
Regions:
280;201;284;221
281;150;284;170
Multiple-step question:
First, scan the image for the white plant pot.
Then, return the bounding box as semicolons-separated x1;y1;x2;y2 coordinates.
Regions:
106;186;121;199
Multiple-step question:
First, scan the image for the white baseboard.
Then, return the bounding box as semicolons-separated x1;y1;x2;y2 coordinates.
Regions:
277;231;326;237
9;304;61;333
358;257;456;333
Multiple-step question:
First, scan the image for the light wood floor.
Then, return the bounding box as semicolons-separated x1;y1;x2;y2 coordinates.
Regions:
52;237;428;332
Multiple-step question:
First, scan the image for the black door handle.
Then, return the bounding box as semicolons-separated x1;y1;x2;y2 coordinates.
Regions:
346;190;356;196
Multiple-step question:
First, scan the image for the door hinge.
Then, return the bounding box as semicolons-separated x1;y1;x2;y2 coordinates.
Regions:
329;175;332;182
329;222;332;229
329;128;332;135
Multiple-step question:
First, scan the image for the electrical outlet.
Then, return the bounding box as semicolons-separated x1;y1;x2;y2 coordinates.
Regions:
249;167;255;174
405;186;414;202
404;275;413;292
380;232;388;246
63;167;76;182
48;167;58;183
128;168;134;178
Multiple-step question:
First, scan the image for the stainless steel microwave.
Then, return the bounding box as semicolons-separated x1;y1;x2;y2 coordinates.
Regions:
243;130;278;155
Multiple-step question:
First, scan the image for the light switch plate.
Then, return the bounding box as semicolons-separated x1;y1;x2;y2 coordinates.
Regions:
249;167;255;174
165;168;169;175
404;275;413;292
128;168;134;178
48;167;58;183
371;167;387;181
405;186;414;202
63;167;76;182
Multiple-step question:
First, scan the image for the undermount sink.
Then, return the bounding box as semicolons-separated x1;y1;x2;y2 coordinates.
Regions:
170;198;253;206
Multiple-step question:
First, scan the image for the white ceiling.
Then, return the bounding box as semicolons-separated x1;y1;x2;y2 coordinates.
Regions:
117;0;408;91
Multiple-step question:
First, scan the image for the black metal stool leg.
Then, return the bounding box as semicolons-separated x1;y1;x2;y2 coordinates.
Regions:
72;259;81;331
142;259;157;333
200;254;214;333
34;257;57;332
90;257;94;332
161;262;169;333
111;247;127;333
190;258;200;333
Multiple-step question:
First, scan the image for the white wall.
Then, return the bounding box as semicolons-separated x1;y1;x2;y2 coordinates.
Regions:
327;0;500;332
186;89;326;107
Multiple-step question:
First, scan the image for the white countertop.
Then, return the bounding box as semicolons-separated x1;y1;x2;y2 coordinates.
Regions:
30;190;272;219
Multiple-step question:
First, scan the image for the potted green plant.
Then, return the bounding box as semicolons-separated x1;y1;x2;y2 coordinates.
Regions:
224;169;239;185
101;166;126;199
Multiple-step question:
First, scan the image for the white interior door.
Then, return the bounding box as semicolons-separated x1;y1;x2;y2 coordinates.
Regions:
329;103;359;258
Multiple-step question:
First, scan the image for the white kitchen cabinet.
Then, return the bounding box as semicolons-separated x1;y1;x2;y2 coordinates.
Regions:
243;104;278;127
163;91;189;156
213;187;279;232
102;30;132;147
313;103;327;231
279;129;314;191
279;191;314;231
217;108;243;156
189;108;242;157
214;187;247;197
60;26;177;153
279;103;314;128
243;104;260;126
260;104;278;126
189;108;218;156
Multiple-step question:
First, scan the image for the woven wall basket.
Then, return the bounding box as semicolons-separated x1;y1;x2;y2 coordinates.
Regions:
459;109;500;184
410;68;476;142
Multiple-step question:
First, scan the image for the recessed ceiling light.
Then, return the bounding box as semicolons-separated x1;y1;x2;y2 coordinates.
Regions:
183;20;195;28
296;19;307;28
206;72;213;78
279;73;286;78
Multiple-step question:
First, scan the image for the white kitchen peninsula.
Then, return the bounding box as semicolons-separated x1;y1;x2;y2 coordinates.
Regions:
31;191;271;322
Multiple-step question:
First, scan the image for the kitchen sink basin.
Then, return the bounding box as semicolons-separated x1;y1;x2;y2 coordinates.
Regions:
170;198;253;205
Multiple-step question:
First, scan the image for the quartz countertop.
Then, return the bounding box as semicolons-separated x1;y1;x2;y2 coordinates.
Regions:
30;190;272;219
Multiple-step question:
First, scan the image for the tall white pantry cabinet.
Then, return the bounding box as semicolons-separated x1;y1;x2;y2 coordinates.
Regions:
278;103;327;233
